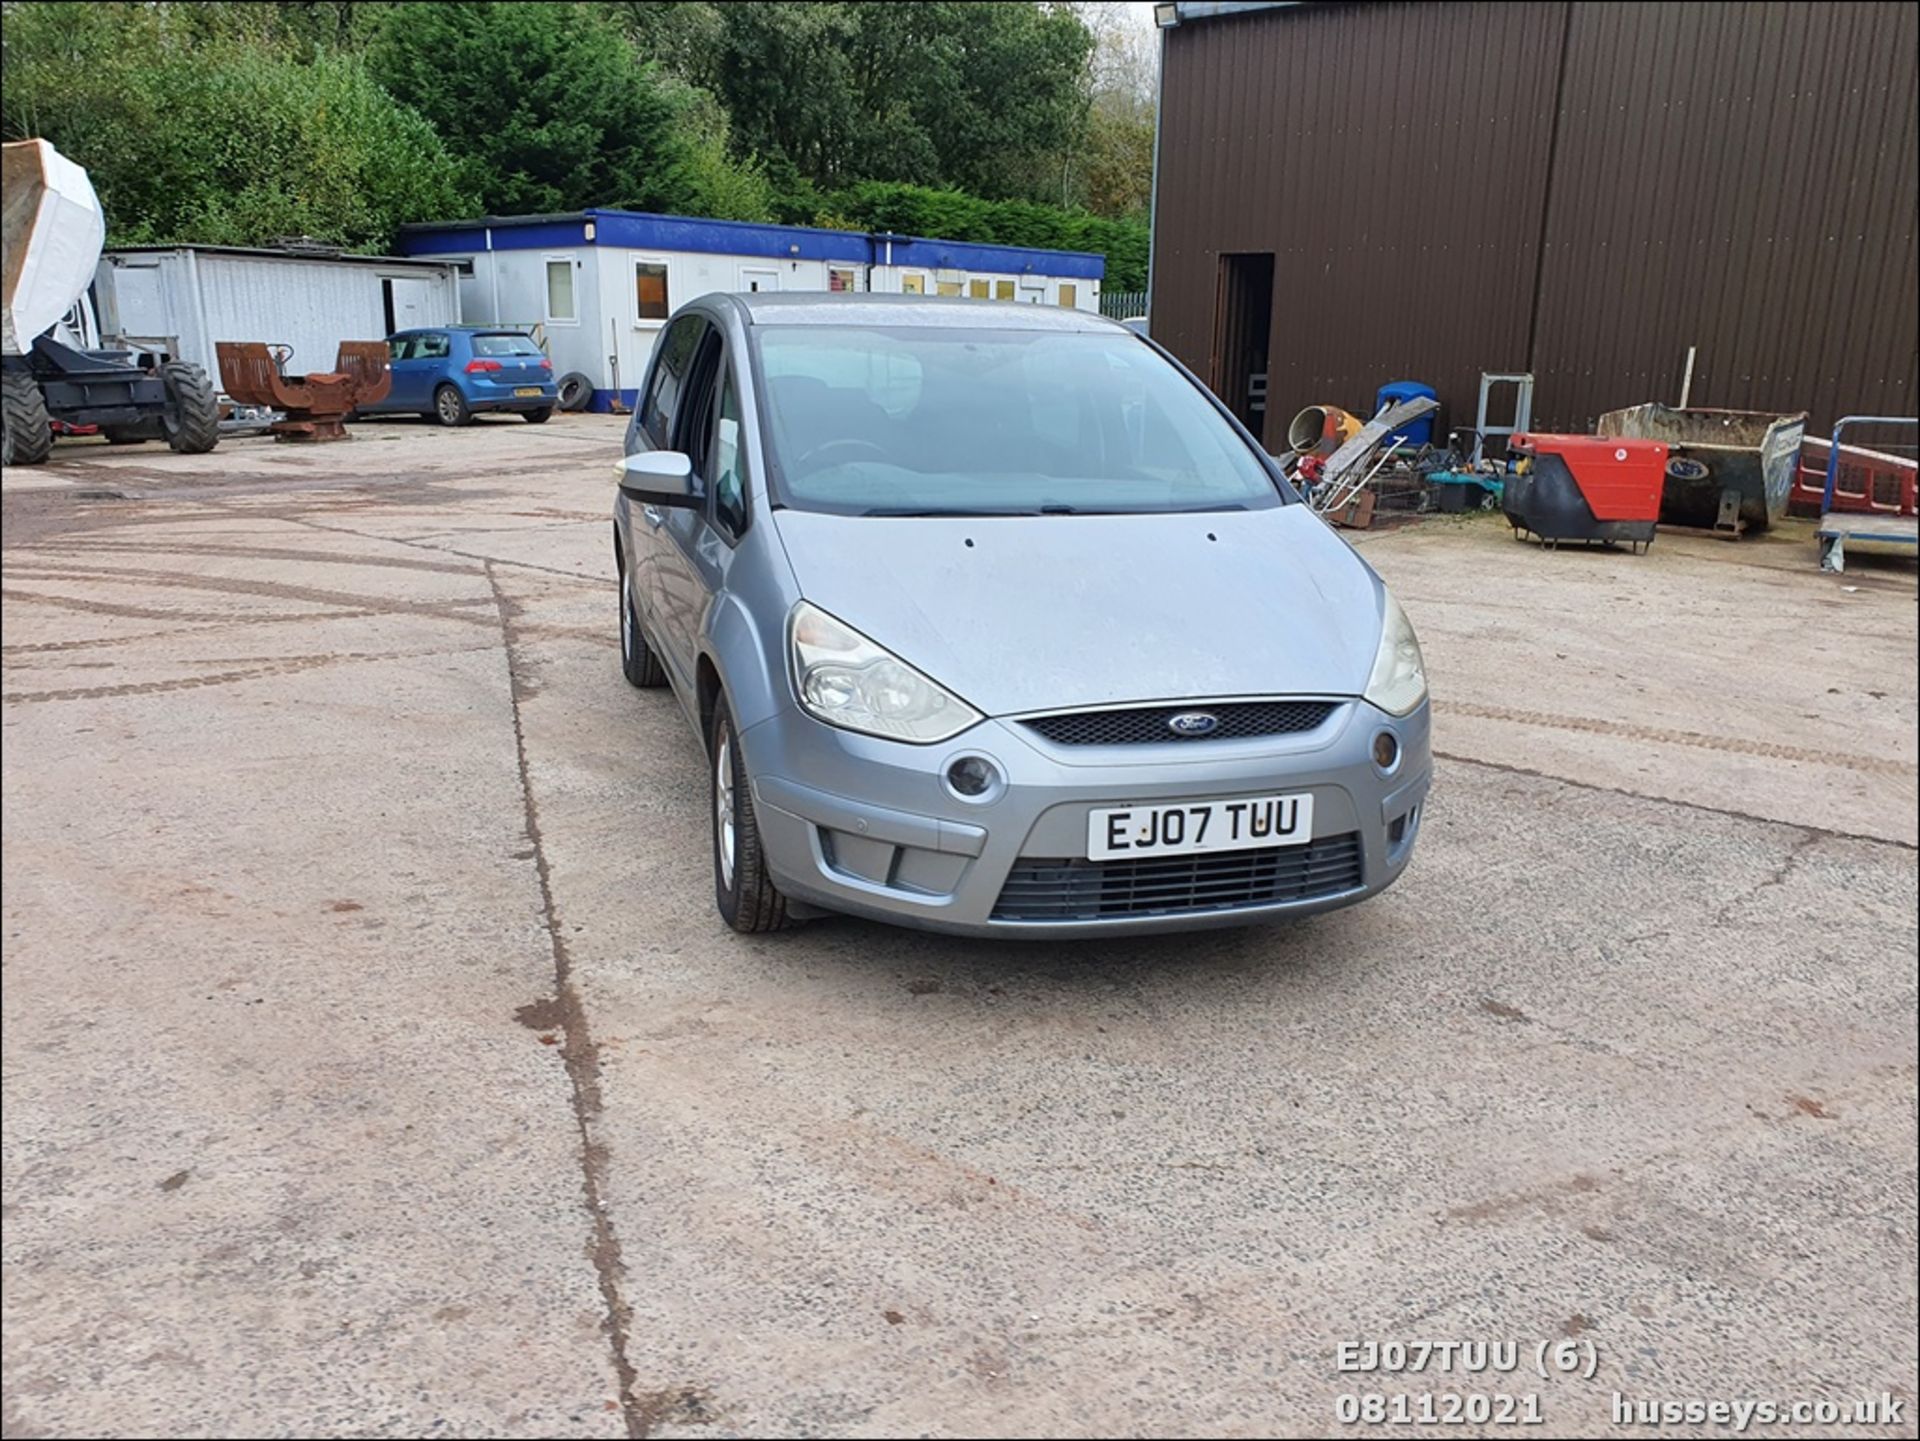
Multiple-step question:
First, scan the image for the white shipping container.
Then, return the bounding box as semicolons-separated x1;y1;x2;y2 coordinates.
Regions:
93;246;460;391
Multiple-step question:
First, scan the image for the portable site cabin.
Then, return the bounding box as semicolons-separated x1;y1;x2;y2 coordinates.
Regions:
91;245;461;388
394;209;1106;411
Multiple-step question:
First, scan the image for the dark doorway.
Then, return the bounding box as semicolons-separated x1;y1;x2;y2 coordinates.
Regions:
380;278;397;337
1210;253;1275;444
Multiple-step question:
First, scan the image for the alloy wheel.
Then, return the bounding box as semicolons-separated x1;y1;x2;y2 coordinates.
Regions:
715;732;736;891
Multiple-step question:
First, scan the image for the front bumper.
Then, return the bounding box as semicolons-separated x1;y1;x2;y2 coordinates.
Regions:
739;698;1431;938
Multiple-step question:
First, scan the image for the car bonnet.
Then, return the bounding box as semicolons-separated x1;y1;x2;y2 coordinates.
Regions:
770;505;1385;717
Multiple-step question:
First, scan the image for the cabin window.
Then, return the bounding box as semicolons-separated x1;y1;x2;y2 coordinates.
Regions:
545;259;576;323
634;261;669;320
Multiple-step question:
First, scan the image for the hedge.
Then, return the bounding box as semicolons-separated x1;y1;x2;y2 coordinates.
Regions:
820;182;1149;292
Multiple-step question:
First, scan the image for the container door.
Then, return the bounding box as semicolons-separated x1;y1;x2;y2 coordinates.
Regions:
111;262;172;349
384;276;434;331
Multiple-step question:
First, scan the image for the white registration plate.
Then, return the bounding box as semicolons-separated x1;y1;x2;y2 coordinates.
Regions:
1088;793;1314;861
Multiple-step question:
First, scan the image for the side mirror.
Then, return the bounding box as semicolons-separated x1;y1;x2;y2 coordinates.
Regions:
614;451;699;506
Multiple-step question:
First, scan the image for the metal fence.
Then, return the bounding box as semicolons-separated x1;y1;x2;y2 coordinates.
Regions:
1099;290;1146;320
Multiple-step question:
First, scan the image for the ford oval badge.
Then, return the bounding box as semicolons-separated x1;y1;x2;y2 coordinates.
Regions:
1167;711;1219;737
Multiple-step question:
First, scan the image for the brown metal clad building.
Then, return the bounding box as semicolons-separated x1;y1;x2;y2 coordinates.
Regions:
1151;0;1919;446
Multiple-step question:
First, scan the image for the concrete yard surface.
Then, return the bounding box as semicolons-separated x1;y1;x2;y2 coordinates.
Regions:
3;417;1916;1439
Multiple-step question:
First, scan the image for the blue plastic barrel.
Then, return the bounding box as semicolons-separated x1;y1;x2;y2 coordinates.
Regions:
1376;380;1437;448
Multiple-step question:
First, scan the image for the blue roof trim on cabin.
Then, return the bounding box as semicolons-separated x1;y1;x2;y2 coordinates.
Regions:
591;210;874;264
397;217;591;254
884;232;1104;279
395;208;1105;280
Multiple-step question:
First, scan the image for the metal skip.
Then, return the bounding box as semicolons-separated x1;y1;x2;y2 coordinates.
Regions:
1597;403;1807;535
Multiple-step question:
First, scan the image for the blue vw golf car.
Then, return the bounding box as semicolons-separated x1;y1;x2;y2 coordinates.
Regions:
363;327;558;426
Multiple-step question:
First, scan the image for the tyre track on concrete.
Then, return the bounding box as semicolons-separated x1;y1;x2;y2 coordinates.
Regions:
1;585;321;626
1;644;494;706
484;561;643;1438
5;630;213;656
22;537;485;576
285;514;610;588
1441;699;1916;777
1434;750;1919;851
3;561;612;647
3;561;499;621
0;591;457;658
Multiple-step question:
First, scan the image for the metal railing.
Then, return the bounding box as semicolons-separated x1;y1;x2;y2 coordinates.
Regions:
1815;415;1918;572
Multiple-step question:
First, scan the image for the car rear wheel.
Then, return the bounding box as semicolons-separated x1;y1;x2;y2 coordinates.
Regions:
433;384;471;427
522;406;552;424
619;570;666;688
711;697;791;934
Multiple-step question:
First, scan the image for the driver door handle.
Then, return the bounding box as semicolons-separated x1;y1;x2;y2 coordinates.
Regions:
641;504;664;529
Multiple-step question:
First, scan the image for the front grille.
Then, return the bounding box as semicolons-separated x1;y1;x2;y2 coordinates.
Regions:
992;832;1364;922
1021;700;1336;746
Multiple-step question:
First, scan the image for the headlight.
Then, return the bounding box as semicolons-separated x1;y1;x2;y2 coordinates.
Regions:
1364;590;1428;716
789;601;982;743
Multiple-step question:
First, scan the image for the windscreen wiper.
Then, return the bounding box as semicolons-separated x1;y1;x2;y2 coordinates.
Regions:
861;507;1041;517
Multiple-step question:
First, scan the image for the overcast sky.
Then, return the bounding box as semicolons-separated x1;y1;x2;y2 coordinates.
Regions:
1077;0;1163;97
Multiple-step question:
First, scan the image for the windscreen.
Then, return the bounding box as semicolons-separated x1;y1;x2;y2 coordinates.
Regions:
754;326;1282;515
472;333;543;357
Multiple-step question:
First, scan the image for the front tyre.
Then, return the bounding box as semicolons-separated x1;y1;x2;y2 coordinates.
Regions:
522;406;553;424
710;697;791;934
160;361;220;454
2;370;53;466
618;570;666;688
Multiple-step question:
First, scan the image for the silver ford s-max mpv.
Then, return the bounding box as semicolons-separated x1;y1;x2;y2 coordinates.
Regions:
613;294;1429;937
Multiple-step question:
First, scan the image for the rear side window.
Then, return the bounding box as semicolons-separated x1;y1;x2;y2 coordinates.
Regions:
416;333;450;360
472;333;542;357
641;316;706;447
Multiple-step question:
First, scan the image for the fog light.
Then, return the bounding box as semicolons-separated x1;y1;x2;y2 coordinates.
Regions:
1372;731;1400;771
945;754;999;799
